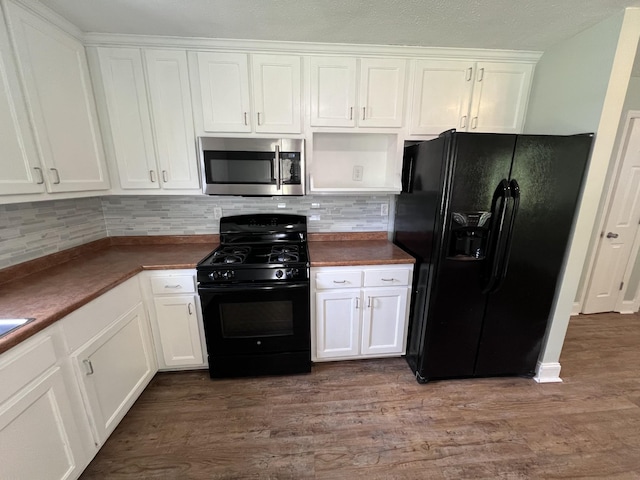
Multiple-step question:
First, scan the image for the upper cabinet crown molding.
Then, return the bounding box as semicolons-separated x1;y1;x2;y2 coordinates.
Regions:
83;32;542;63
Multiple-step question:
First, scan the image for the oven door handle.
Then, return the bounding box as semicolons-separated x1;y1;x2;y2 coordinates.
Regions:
198;282;309;294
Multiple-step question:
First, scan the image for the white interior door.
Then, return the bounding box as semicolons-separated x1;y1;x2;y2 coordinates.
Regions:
583;115;640;313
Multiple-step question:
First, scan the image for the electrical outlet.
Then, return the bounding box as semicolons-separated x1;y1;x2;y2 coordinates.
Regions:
277;203;286;209
381;204;389;216
213;207;223;219
310;214;321;221
311;203;321;209
352;165;364;181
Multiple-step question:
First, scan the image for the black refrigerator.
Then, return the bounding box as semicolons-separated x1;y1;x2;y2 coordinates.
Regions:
393;130;593;383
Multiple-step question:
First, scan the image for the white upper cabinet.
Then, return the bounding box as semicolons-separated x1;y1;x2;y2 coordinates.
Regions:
0;7;43;196
310;57;357;127
409;59;474;135
358;58;406;127
144;49;199;189
310;56;406;128
4;1;109;193
468;62;534;133
195;52;302;134
96;47;199;190
409;60;533;135
97;47;157;189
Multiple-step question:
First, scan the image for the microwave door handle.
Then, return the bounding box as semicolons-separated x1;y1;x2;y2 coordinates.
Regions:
274;144;281;190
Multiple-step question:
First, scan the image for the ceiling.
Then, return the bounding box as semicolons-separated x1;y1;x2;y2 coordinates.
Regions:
42;0;640;52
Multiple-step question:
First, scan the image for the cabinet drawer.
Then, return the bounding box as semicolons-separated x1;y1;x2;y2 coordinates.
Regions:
150;275;195;295
0;334;57;405
315;270;362;290
363;268;411;287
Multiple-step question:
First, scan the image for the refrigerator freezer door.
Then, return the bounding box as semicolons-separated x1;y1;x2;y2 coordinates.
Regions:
474;134;593;377
416;133;517;381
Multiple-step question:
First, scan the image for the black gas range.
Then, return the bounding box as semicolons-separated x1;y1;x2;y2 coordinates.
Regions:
196;214;311;378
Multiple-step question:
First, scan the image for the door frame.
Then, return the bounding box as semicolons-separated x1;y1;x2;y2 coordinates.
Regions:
578;109;640;314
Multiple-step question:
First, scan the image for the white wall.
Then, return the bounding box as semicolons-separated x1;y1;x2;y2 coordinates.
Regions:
523;8;640;379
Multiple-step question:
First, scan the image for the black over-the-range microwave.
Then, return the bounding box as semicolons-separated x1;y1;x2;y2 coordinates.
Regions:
198;137;305;196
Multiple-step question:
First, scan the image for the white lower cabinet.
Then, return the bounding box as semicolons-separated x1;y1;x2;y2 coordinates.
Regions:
142;270;207;370
70;302;155;445
0;331;89;480
312;264;413;361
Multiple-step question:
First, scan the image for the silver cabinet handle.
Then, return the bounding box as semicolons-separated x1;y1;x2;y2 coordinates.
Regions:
355;297;359;309
466;67;473;81
34;167;44;184
275;144;281;190
83;359;94;375
477;68;484;82
257;112;262;125
460;116;467;128
162;170;169;182
150;170;156;182
381;278;395;282
244;112;248;125
164;284;182;289
349;107;353;120
607;232;619;239
333;280;347;284
50;168;61;184
188;303;193;315
367;296;371;308
362;107;366;120
471;117;478;129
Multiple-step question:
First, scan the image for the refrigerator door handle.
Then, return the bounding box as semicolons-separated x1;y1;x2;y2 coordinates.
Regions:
482;179;509;294
490;179;521;294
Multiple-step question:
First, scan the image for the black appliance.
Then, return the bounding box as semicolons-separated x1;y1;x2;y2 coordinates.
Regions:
198;137;305;196
394;130;593;383
197;214;311;378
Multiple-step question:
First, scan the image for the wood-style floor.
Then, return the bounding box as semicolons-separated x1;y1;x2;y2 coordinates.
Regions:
80;312;640;479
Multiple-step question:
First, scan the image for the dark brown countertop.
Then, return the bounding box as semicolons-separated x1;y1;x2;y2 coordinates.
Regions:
308;240;415;266
0;233;414;355
0;239;216;355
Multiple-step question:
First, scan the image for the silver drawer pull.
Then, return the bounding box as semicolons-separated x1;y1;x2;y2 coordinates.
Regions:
83;359;94;375
355;297;359;309
367;296;371;308
381;278;395;282
165;284;182;289
188;303;193;315
333;280;347;284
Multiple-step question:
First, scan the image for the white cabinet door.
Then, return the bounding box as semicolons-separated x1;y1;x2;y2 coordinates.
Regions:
315;290;361;359
153;294;204;367
310;56;357;127
361;287;408;356
5;2;109;193
144;49;199;189
72;302;155;445
196;52;251;133
0;367;87;480
358;58;406;128
0;6;43;196
97;47;158;189
468;62;533;134
409;60;474;135
251;54;302;133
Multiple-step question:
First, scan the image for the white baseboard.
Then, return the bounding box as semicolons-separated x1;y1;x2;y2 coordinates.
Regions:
571;302;581;316
533;361;563;383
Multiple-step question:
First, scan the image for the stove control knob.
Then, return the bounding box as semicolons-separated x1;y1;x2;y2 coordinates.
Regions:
275;270;284;279
209;272;218;280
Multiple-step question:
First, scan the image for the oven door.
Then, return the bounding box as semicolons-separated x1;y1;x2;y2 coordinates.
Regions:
198;282;310;356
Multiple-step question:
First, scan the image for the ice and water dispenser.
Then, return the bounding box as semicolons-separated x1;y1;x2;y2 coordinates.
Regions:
448;212;492;259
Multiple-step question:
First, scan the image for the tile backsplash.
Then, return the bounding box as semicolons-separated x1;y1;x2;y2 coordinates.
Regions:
102;195;393;236
0;197;107;269
0;194;393;269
